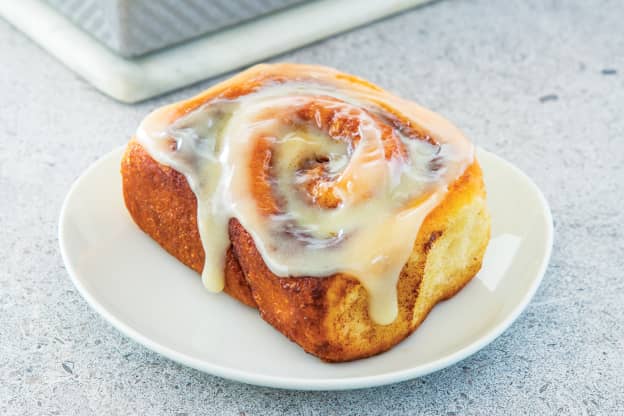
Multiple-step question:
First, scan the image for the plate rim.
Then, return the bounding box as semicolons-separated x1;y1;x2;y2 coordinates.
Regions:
58;146;554;391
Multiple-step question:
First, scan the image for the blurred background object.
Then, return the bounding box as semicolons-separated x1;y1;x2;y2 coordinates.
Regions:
0;0;435;102
46;0;309;57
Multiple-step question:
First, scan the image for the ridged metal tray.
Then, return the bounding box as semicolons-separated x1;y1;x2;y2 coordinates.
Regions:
2;0;433;102
46;0;308;57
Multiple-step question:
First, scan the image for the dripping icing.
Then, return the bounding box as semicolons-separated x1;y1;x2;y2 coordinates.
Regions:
136;65;473;325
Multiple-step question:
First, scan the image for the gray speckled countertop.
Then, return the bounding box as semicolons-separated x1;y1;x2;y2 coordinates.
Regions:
1;0;623;414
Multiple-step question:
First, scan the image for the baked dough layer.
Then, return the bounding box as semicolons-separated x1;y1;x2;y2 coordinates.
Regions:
121;140;490;362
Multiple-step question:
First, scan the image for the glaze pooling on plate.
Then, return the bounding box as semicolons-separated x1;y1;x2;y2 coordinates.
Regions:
136;64;474;325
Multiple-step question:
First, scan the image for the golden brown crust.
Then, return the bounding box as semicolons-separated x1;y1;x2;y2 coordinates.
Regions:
228;159;488;362
121;139;490;362
121;140;257;307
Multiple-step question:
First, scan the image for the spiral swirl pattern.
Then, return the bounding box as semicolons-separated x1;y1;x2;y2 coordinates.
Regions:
137;64;473;324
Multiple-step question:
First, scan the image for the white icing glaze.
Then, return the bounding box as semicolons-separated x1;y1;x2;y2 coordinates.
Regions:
136;64;473;325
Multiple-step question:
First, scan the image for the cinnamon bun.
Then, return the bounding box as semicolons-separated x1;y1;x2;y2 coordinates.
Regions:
121;63;490;362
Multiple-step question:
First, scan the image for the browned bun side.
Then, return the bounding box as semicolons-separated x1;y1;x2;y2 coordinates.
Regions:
121;139;490;362
121;139;256;308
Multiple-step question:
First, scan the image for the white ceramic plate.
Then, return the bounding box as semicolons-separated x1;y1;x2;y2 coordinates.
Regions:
58;147;553;390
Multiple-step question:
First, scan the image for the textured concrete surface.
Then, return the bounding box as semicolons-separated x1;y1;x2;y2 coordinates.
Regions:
1;0;623;414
